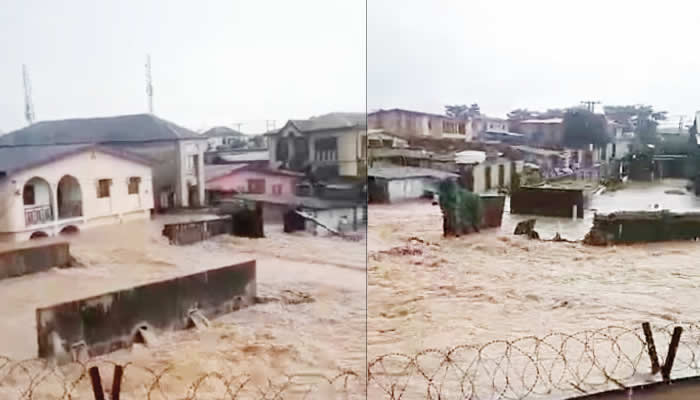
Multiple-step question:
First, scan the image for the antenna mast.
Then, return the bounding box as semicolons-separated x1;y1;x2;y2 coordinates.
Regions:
22;64;35;125
145;55;154;114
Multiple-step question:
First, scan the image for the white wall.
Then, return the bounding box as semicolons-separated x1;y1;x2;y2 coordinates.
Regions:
177;139;207;207
0;149;154;240
304;206;363;235
387;178;427;202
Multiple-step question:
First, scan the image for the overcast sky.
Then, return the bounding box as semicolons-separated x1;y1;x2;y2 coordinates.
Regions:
369;0;700;123
0;0;366;134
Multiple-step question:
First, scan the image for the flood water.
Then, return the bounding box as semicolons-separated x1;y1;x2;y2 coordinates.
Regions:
0;217;366;399
368;179;700;399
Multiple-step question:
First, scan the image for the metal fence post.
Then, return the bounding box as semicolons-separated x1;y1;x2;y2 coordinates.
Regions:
642;322;661;375
89;366;105;400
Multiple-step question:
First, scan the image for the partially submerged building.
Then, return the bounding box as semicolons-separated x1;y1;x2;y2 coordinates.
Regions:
0;144;154;241
0;114;207;210
368;166;458;203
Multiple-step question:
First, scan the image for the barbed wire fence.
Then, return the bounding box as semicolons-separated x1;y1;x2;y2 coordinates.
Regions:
0;355;363;399
3;322;700;399
368;322;700;399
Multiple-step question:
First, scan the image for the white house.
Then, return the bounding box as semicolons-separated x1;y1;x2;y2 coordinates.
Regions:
0;144;154;242
201;126;245;150
0;114;207;210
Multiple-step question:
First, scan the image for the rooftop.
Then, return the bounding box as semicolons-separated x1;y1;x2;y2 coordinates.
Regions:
369;108;451;119
216;150;269;163
0;114;202;146
231;193;360;209
368;166;458;180
278;112;367;134
519;118;563;124
0;144;153;177
201;126;244;137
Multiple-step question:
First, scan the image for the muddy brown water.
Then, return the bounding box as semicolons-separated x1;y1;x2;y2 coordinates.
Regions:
368;180;700;399
0;217;366;399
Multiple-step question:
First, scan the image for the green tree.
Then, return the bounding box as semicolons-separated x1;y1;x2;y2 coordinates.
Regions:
445;105;468;118
603;104;666;144
563;109;610;148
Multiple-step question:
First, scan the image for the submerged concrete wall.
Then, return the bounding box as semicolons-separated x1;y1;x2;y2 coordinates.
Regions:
36;260;256;362
585;211;700;245
511;187;584;218
0;242;71;280
162;217;232;245
480;195;505;228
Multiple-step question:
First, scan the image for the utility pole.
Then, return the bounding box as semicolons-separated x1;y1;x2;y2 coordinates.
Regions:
580;100;601;113
233;122;243;132
266;120;276;132
22;64;35;125
145;55;154;114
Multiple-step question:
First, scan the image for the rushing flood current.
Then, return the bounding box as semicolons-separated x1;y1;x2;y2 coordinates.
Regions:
368;180;700;399
0;218;366;399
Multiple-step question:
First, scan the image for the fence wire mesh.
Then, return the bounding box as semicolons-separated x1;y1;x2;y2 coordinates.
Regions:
0;356;363;399
368;323;700;399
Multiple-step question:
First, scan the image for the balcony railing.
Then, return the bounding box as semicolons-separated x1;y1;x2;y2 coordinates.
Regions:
58;201;83;219
24;205;53;226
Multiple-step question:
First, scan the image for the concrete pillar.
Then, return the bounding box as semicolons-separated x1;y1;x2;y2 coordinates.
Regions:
51;182;59;223
197;151;205;206
175;142;186;208
308;135;316;165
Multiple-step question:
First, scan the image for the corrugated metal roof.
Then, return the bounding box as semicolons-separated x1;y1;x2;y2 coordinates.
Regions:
0;144;153;176
0;114;202;146
231;193;360;209
368;166;458;180
205;164;250;181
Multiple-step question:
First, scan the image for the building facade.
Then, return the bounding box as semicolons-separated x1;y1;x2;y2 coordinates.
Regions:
513;118;565;147
368;109;474;141
205;165;301;204
0;145;154;242
267;113;367;179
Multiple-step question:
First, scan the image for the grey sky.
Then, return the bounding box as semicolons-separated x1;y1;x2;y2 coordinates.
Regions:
369;0;700;123
1;0;366;134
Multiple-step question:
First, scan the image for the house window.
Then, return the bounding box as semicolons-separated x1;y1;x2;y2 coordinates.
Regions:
97;179;112;198
247;179;266;194
186;155;196;173
23;185;35;205
458;123;466;134
128;177;141;194
272;184;283;195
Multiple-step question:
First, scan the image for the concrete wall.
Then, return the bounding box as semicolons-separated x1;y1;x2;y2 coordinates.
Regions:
162;217;233;245
0;242;71;280
587;211;700;244
206;170;298;196
0;149;154;242
36;260;256;363
386;178;430;202
480;195;505;228
511;187;584;218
